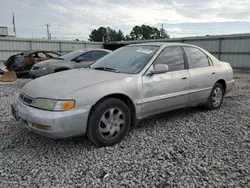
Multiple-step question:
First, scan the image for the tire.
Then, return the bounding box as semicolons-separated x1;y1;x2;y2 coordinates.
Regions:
205;83;225;110
87;98;131;147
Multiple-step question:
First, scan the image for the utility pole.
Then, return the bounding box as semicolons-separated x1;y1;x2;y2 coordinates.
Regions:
45;24;50;40
161;23;163;37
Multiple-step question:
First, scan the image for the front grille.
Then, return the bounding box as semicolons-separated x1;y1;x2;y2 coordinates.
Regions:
19;93;34;105
32;66;40;70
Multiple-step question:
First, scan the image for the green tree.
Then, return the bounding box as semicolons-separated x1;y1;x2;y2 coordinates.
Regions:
89;27;107;42
117;30;125;41
89;27;125;42
106;27;118;41
129;24;169;40
160;28;170;39
125;35;132;41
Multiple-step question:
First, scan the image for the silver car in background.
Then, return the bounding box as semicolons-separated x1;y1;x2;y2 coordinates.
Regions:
12;43;234;147
29;49;111;78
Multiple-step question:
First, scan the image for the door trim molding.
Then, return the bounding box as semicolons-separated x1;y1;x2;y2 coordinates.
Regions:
138;90;190;104
138;87;212;105
189;87;212;94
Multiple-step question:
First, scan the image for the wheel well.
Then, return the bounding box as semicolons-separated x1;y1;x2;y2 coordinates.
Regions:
90;94;137;127
55;68;69;72
216;79;226;92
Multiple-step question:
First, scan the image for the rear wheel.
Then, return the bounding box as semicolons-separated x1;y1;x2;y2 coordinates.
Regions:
87;98;131;147
205;83;224;110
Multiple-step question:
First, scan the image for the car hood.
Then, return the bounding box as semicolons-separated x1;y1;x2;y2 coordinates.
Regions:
22;68;128;99
35;59;69;67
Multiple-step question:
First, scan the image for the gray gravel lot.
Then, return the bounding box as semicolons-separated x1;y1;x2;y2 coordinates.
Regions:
0;73;250;187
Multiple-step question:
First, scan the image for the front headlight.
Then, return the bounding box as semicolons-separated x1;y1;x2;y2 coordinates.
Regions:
32;98;75;111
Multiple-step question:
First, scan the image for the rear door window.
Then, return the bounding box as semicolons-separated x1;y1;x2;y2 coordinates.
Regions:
37;53;47;58
46;52;60;58
184;47;209;69
32;52;46;58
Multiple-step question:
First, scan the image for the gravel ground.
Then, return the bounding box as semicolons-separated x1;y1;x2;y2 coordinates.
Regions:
0;73;250;188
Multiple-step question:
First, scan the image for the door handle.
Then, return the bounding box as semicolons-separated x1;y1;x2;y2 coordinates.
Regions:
212;72;216;75
181;76;188;80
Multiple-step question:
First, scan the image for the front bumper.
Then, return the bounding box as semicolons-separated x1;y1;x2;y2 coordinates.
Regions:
11;97;91;138
29;69;54;78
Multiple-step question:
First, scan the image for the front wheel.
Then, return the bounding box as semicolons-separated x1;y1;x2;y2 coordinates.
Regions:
205;83;225;110
87;98;131;147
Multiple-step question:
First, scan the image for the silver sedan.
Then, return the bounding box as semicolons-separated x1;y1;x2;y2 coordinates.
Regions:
29;49;111;78
11;43;234;146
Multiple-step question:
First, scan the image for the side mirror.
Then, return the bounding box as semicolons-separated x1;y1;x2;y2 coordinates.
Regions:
75;56;84;62
149;64;169;75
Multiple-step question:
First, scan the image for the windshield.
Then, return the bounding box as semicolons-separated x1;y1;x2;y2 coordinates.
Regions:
59;50;85;60
90;45;159;74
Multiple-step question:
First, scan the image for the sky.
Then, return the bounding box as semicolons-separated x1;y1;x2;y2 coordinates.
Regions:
1;0;250;40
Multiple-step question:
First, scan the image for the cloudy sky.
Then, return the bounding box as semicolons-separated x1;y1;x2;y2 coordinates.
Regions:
1;0;250;40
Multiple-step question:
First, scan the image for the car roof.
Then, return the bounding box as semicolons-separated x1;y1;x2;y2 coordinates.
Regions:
85;48;112;52
128;42;200;48
70;48;112;53
23;49;111;56
22;50;59;55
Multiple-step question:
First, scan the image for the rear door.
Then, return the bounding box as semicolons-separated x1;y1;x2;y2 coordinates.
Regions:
141;46;190;117
183;46;218;105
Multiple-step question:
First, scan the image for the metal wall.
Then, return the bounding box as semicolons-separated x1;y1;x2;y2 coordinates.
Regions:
1;34;250;69
108;33;250;69
0;37;103;62
0;27;8;36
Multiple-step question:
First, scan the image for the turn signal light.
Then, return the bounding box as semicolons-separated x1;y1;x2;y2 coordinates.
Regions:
61;101;75;110
33;123;50;130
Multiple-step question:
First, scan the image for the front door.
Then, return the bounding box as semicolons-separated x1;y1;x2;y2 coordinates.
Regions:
141;46;190;117
74;51;95;68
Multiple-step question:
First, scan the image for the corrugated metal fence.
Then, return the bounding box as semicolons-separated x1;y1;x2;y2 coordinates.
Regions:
1;33;250;69
107;33;250;69
0;37;103;62
171;34;250;69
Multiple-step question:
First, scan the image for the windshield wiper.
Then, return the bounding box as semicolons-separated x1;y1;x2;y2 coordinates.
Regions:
93;67;120;73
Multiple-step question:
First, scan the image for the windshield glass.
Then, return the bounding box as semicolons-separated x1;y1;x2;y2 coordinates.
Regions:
90;45;159;74
59;50;85;60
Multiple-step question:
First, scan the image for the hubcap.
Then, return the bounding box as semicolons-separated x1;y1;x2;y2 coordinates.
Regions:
212;87;223;107
99;108;125;139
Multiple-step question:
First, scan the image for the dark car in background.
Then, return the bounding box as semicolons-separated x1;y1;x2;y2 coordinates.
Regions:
4;50;60;77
